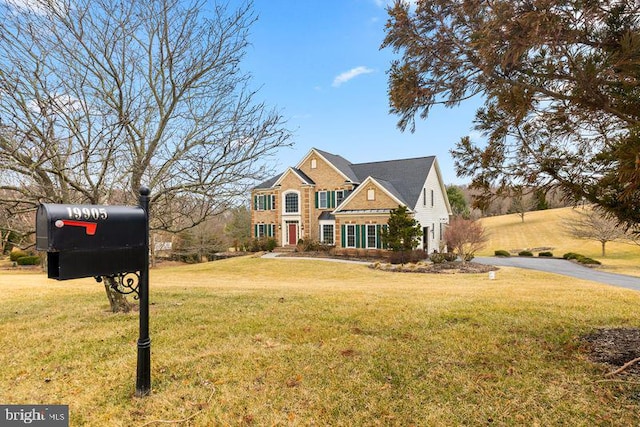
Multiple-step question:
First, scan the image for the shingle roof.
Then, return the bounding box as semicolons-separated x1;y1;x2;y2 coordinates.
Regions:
314;148;359;182
293;168;315;185
253;167;315;190
350;156;435;208
254;173;282;190
254;149;436;209
367;177;409;206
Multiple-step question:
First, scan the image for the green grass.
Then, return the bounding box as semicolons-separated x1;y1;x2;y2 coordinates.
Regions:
479;206;640;276
2;256;640;425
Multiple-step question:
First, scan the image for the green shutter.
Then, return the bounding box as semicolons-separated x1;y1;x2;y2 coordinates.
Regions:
253;195;257;210
341;225;346;247
361;225;366;248
330;191;335;208
355;225;360;248
382;225;388;249
254;224;258;238
315;192;319;209
376;225;382;249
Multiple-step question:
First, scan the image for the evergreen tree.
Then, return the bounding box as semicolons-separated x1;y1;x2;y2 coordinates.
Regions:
446;186;470;218
383;1;640;226
380;205;423;251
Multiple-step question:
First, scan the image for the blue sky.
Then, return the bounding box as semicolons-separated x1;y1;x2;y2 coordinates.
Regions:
240;0;483;185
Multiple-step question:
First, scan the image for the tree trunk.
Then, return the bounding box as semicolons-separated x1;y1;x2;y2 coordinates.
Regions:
601;241;606;257
104;276;133;313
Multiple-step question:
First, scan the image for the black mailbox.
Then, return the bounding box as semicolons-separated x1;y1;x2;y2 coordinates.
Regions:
36;204;147;280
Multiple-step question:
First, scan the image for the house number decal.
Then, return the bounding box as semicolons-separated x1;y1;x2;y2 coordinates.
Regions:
65;207;108;220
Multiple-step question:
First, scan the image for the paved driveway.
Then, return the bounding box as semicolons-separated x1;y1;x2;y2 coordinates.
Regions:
474;257;640;291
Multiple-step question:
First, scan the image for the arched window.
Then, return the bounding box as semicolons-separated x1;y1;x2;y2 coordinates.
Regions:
284;192;299;214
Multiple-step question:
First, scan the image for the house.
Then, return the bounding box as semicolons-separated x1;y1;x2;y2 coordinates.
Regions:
251;148;452;253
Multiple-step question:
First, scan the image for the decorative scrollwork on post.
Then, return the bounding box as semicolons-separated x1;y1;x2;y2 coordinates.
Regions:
95;272;140;299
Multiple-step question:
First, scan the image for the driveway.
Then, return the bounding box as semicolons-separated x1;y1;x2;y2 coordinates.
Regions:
474;256;640;291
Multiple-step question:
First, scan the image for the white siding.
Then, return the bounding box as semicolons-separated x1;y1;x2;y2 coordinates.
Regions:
412;163;451;252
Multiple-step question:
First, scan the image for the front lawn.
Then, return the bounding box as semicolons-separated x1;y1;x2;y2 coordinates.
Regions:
1;256;639;425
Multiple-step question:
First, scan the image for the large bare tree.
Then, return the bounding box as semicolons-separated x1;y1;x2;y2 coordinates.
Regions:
0;0;291;310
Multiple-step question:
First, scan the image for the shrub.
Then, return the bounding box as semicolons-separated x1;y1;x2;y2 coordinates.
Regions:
494;250;510;257
429;252;446;264
9;249;28;262
264;238;277;252
443;252;458;262
296;239;321;252
247;238;278;252
389;249;428;264
576;256;601;265
563;252;582;260
16;255;41;265
538;251;553;257
518;250;533;257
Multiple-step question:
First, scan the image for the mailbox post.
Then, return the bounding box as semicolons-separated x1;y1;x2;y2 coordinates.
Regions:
36;187;152;397
136;187;151;396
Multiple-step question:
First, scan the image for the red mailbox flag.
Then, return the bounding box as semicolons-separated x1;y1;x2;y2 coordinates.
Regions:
54;219;97;235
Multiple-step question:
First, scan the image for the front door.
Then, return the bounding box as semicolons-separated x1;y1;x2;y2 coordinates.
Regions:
423;226;429;252
288;222;298;245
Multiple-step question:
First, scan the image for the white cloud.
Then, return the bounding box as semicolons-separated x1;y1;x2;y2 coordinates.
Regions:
3;0;60;15
332;66;375;87
373;0;417;7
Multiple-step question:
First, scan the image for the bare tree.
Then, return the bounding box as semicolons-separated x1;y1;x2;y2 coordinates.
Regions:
562;207;629;257
444;217;488;264
0;0;291;311
507;186;536;223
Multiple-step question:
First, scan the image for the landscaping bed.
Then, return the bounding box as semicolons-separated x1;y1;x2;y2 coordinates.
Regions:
582;328;640;378
370;260;498;274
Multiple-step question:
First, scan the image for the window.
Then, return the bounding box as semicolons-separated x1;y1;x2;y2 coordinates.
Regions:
285;192;299;213
318;191;328;209
366;224;377;248
431;189;434;207
256;224;274;238
311;159;317;169
321;224;334;244
367;188;375;201
423;188;427;206
346;224;356;248
254;194;275;211
336;190;345;206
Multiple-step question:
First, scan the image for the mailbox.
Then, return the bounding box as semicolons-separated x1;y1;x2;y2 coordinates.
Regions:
36;204;147;280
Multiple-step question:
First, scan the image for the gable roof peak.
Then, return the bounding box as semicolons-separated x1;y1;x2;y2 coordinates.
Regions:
298;147;360;183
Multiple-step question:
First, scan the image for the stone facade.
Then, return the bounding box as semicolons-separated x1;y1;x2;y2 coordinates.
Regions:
251;148;452;251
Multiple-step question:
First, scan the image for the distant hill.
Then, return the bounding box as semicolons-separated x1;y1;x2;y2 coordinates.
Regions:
477;206;640;276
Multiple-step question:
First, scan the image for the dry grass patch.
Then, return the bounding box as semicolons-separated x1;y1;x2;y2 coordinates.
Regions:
1;256;640;425
479;207;640;276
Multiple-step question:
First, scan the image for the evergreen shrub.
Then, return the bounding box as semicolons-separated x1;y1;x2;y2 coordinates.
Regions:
16;255;40;265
